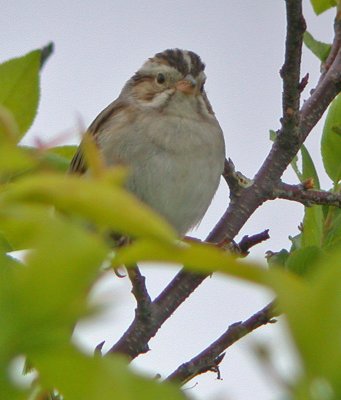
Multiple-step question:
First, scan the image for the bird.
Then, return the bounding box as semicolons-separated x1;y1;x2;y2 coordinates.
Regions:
69;49;225;236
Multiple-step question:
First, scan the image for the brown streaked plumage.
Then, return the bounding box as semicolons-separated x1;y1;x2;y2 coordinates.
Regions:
69;49;225;235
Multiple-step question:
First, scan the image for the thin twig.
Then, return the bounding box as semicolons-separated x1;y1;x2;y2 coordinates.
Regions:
222;158;241;199
166;302;278;385
275;182;341;207
280;0;305;135
127;264;152;317
238;230;270;255
319;5;341;82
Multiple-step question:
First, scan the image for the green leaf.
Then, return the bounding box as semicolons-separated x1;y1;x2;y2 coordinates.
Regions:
0;206;109;358
37;145;79;172
0;49;41;139
274;248;341;397
321;94;341;184
285;246;322;276
0;173;176;242
0;113;38;179
323;208;341;251
310;0;338;14
269;129;277;141
290;144;320;187
0;202;183;399
47;145;78;161
291;154;302;182
34;347;185;400
289;233;302;252
113;238;301;288
301;205;324;248
0;232;13;252
303;31;331;62
301;144;320;189
267;249;290;268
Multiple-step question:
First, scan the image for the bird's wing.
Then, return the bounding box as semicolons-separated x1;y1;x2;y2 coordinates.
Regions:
69;98;126;174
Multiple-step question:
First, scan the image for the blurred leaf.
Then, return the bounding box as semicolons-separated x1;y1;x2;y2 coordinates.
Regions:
35;145;79;172
303;31;331;62
301;205;324;248
0;206;109;359
0;49;40;138
0;233;13;252
301;145;320;189
0;202;186;399
36;151;71;172
0;206;53;249
285;246;322;276
274;248;341;397
267;249;290;268
34;347;185;400
323;208;341;251
321;94;341;184
0;173;176;242
0;109;37;178
0;366;25;400
289;233;302;252
48;145;78;161
310;0;338;14
113;238;302;289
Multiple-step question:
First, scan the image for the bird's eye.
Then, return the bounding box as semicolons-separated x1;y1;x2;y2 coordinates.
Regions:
156;73;166;84
200;82;205;93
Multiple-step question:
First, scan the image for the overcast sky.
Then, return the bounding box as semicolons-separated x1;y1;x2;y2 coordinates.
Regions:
1;1;337;399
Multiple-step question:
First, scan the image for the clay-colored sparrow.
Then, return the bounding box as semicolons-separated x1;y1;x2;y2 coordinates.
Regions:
70;49;225;235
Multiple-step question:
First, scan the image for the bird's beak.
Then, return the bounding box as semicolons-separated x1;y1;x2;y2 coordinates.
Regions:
176;75;197;95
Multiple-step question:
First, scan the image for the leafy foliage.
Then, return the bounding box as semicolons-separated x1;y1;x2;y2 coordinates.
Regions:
310;0;338;15
1;17;341;398
321;94;341;184
303;31;331;62
0;47;186;400
0;50;40;138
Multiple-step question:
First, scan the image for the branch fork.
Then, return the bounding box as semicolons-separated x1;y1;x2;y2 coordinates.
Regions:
105;0;341;385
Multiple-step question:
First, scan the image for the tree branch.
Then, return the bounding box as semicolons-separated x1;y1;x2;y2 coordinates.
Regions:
127;264;152;316
319;4;341;82
109;270;206;358
275;182;341;207
166;302;278;385
238;229;270;255
208;0;306;243
107;1;341;367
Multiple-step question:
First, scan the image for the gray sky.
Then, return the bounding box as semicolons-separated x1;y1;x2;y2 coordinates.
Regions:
1;1;336;399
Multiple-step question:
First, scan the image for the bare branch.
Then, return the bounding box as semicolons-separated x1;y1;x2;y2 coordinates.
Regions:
238;230;270;255
108;270;207;358
222;158;241;197
280;0;305;132
275;182;341;207
319;5;341;82
127;264;152;315
208;0;306;243
166;302;278;385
